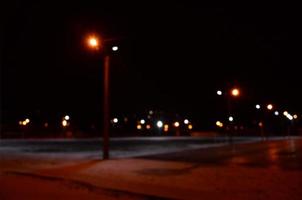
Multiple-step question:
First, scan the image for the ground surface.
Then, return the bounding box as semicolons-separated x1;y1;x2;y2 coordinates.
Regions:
1;136;301;199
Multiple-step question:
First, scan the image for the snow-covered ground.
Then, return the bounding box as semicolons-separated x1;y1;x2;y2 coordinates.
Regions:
1;137;301;199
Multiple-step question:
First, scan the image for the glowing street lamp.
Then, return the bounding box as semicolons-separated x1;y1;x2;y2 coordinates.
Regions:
217;90;222;96
267;104;273;110
157;120;163;128
137;124;142;130
112;118;118;123
216;121;224;128
228;116;234;122
174;121;180;127
283;111;289;116
62;120;68;127
112;46;118;51
231;88;240;97
86;34;118;160
255;104;261;109
87;36;100;49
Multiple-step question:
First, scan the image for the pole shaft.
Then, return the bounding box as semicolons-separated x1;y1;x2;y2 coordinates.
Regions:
103;55;110;159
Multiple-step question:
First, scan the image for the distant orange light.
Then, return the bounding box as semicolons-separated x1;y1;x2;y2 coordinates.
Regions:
258;122;263;127
216;121;223;128
164;124;169;132
231;88;240;97
62;120;68;127
137;124;142;130
188;124;193;130
87;35;100;49
146;124;151;129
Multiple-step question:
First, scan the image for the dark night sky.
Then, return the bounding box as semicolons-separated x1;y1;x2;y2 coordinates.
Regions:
1;1;301;125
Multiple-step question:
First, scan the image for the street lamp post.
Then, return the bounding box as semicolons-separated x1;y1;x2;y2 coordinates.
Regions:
103;55;110;159
86;35;113;159
217;87;240;142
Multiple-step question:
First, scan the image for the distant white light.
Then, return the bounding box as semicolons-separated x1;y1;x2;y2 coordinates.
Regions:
217;90;222;96
157;120;163;128
113;118;118;123
112;46;118;51
140;119;146;124
25;118;30;123
287;114;293;121
274;111;279;116
64;115;70;120
184;119;189;124
149;110;154;115
267;104;273;110
174;121;180;127
293;114;298;119
283;111;288;116
228;116;234;122
255;104;261;109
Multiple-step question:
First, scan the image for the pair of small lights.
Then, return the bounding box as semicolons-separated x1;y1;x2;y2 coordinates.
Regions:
256;104;273;110
88;37;118;51
19;118;30;126
283;111;298;121
62;115;70;127
216;121;224;128
216;88;240;97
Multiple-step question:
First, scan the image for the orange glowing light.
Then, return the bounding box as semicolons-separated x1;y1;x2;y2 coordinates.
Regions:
231;88;240;97
258;122;263;127
137;124;142;130
164;124;169;132
87;35;100;49
216;121;223;128
62;120;68;127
